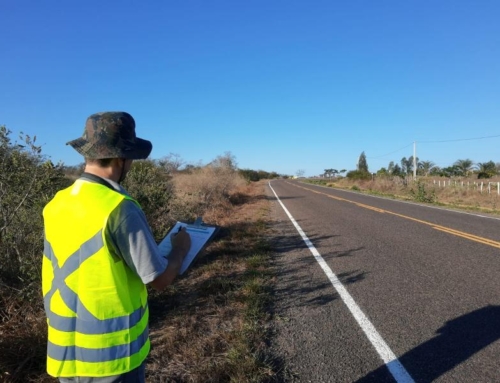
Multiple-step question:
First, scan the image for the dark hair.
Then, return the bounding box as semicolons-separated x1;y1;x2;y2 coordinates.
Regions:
85;158;114;167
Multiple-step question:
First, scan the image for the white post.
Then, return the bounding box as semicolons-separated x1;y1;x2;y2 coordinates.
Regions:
481;182;483;193
413;141;417;180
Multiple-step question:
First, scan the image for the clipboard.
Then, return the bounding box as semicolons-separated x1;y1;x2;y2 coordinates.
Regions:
158;217;219;275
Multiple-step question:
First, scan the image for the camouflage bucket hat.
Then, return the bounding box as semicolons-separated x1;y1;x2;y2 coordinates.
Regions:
66;111;153;160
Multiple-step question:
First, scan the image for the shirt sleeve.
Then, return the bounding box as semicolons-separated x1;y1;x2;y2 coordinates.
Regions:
106;199;168;285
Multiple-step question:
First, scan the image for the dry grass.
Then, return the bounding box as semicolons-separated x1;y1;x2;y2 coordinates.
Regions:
310;176;500;214
170;167;248;225
146;180;279;382
0;291;52;382
0;180;282;383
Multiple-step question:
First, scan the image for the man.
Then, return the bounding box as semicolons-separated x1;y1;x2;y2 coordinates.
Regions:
42;111;191;382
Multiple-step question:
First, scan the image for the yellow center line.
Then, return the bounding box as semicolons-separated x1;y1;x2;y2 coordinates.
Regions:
290;182;500;249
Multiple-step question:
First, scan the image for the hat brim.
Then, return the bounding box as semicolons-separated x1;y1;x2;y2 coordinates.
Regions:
67;136;153;160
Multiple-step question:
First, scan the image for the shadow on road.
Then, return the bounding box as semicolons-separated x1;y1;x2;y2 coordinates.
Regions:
270;226;368;310
356;305;500;383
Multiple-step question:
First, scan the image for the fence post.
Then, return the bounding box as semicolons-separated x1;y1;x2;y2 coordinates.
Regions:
481;182;483;193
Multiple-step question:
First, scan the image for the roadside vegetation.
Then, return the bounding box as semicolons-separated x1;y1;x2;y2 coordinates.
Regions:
311;151;500;214
306;176;500;214
0;126;284;382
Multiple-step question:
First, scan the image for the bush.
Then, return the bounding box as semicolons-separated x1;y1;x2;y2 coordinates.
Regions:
239;169;260;182
122;159;175;241
0;126;70;301
410;181;436;203
172;154;246;224
346;170;371;180
238;168;280;182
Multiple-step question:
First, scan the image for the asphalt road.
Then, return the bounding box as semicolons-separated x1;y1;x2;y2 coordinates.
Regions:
267;180;500;383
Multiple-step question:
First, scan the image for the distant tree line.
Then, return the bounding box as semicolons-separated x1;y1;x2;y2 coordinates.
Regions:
324;151;500;181
376;157;499;179
238;169;281;182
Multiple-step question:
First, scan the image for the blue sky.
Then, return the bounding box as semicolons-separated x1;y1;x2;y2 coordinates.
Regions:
1;1;499;177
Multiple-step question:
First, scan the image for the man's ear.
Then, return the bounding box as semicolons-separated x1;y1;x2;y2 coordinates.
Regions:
111;158;125;167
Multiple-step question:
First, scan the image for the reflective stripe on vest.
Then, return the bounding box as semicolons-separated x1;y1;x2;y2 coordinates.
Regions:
44;232;147;335
42;180;150;377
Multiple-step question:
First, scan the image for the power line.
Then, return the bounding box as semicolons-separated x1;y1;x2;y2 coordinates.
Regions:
367;143;413;159
418;134;500;143
368;134;500;160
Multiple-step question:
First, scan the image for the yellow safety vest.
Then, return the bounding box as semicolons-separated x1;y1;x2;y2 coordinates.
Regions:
42;179;150;377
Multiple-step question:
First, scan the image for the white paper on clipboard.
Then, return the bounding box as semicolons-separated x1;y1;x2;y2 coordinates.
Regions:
158;221;218;275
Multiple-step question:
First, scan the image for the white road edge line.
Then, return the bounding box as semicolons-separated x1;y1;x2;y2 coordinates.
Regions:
269;182;415;383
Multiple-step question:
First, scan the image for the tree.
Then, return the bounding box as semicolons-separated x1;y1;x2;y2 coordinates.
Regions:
387;161;395;174
429;166;441;176
453;159;476;177
401;156;418;176
419;161;436;177
357;151;369;172
477;161;497;179
296;169;305;178
439;165;461;177
377;167;389;176
324;168;334;179
158;153;185;174
210;151;238;171
392;164;403;177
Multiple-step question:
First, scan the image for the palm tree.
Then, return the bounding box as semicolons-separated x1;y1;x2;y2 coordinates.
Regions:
477;161;497;178
419;161;436;177
453;159;476;177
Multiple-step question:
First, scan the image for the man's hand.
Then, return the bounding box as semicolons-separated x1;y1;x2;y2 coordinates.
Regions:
150;228;191;290
171;227;191;255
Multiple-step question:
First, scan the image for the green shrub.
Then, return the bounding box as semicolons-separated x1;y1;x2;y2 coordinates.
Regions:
410;181;436;203
238;168;280;182
0;126;70;301
122;159;175;241
239;169;260;182
346;170;371;180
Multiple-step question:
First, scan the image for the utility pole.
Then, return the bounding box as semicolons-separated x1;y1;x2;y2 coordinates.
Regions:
413;141;417;180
